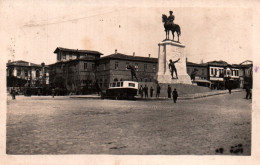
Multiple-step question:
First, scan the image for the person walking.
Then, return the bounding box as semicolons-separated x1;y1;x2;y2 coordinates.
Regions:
245;85;252;99
52;88;55;98
150;86;154;97
172;88;178;103
144;85;148;99
156;84;161;98
139;85;144;99
11;88;16;100
167;85;172;98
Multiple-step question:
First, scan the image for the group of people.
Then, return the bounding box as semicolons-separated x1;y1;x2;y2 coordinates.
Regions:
139;85;155;99
138;84;178;103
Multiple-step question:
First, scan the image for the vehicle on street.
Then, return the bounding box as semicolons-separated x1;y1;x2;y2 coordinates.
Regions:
101;81;138;100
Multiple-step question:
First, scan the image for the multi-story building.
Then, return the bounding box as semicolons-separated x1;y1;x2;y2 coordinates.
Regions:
6;60;49;88
49;47;103;94
96;50;157;89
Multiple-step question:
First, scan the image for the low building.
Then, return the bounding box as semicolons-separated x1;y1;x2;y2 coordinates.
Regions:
6;60;49;87
239;60;253;88
186;61;210;87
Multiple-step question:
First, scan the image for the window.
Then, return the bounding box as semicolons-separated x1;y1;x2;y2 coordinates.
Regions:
24;70;28;77
135;63;138;71
153;65;156;72
92;64;95;71
126;62;129;70
144;64;147;71
36;70;40;78
128;83;135;87
57;54;60;61
211;68;213;75
63;53;66;59
115;61;119;70
84;63;88;70
99;78;103;87
17;69;21;76
69;54;72;60
104;79;108;87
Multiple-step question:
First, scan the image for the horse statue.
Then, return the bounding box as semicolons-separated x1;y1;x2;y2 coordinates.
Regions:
162;14;181;42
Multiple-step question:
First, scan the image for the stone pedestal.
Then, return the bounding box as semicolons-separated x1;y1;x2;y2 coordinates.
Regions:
156;40;192;84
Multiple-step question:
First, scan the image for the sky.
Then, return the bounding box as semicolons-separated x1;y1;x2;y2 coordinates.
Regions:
0;0;255;65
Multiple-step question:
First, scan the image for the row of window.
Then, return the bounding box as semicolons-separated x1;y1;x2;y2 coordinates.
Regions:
210;68;239;76
115;61;156;72
15;69;41;78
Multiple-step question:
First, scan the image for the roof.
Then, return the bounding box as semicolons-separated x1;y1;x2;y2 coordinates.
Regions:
240;60;253;65
54;47;103;55
187;61;208;67
207;60;229;66
100;53;158;63
6;60;41;67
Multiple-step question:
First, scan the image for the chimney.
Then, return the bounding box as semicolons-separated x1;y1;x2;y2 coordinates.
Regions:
186;58;188;63
133;52;135;56
8;60;11;63
200;59;204;64
148;54;151;58
115;49;117;54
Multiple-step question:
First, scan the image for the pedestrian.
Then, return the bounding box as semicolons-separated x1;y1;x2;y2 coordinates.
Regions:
167;85;172;98
139;85;144;98
227;81;232;94
52;88;55;98
228;86;232;94
156;84;161;97
245;85;252;99
144;85;148;99
172;88;178;103
11;88;16;100
150;86;154;97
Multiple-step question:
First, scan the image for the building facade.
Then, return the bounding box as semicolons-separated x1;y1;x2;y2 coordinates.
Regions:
6;60;49;87
49;47;103;94
186;61;210;87
96;51;157;89
8;47;252;95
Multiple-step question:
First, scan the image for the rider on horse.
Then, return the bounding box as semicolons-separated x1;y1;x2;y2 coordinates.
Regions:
167;11;175;26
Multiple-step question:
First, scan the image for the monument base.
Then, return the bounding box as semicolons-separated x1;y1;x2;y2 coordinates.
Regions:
157;74;192;84
156;40;192;85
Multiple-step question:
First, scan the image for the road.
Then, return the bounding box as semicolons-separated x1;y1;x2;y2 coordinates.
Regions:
6;91;251;155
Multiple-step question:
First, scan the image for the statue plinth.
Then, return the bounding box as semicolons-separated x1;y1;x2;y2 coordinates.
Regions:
156;40;192;84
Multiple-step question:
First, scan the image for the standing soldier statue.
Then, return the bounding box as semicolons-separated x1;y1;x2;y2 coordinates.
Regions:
127;65;138;81
169;58;180;79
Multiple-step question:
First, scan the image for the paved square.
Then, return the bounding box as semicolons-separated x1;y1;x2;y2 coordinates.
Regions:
6;91;251;155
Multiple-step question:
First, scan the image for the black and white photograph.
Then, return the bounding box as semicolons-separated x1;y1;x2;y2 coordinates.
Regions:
1;0;260;164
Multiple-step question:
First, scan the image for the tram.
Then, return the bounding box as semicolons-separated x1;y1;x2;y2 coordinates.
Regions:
101;81;138;100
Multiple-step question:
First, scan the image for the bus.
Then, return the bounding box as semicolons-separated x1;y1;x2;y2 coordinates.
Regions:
101;81;138;100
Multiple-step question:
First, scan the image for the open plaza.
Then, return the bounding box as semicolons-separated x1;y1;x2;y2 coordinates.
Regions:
6;91;251;155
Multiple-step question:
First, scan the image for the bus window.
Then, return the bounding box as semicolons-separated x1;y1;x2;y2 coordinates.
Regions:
112;83;116;87
128;83;135;87
117;82;120;87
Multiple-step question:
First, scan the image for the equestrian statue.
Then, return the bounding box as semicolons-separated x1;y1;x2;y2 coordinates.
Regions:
162;11;181;42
